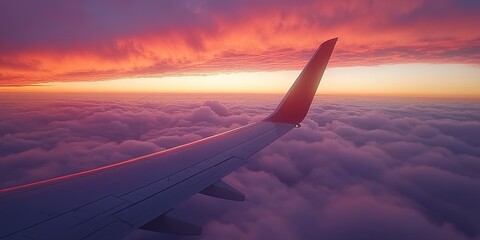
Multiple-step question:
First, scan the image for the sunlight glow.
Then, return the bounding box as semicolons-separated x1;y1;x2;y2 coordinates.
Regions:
2;64;479;98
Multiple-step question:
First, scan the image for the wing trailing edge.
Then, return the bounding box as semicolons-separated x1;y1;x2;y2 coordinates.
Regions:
265;38;337;124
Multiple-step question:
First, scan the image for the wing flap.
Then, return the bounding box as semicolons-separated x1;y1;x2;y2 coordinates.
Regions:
113;156;246;227
200;180;245;201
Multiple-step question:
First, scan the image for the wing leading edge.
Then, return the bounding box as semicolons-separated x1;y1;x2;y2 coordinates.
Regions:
0;38;337;240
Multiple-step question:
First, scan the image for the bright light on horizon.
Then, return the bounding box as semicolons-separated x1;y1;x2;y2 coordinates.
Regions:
322;63;480;98
1;63;479;98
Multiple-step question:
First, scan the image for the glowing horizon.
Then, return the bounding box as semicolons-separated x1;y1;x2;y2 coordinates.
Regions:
2;63;479;99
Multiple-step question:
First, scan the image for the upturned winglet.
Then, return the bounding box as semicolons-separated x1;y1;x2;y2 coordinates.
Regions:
265;38;337;124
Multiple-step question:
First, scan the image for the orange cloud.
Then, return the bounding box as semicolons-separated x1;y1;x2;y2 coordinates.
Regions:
0;0;479;85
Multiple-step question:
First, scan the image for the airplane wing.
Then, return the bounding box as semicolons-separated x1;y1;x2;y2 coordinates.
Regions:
0;38;337;240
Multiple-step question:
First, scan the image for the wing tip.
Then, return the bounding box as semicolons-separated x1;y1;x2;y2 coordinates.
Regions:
324;37;339;44
264;37;337;124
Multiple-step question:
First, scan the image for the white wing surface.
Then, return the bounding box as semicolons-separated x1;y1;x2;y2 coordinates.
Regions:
0;38;337;240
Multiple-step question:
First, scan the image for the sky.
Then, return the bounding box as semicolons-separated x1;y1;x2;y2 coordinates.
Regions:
1;1;480;240
1;0;480;97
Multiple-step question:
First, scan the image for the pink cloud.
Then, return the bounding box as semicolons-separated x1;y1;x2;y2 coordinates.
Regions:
1;94;480;239
0;0;479;85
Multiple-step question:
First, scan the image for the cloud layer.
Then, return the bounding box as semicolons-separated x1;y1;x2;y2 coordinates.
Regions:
1;0;479;85
1;94;479;239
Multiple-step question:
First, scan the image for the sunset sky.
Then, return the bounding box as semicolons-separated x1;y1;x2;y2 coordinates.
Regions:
1;1;480;240
1;0;479;97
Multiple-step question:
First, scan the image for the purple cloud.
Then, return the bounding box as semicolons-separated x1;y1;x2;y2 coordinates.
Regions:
1;94;479;239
